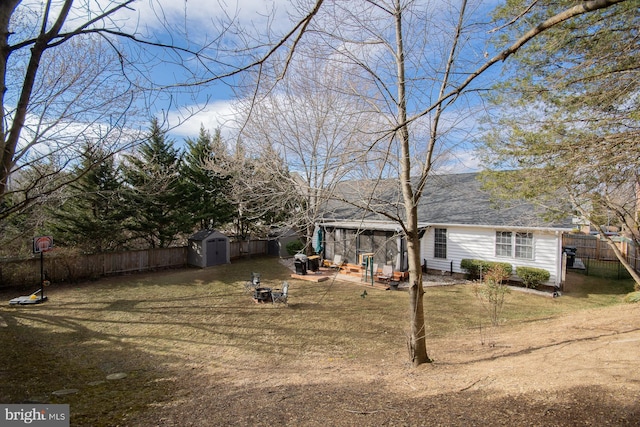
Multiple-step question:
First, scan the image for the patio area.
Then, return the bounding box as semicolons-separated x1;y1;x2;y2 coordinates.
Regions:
280;256;474;292
281;258;412;290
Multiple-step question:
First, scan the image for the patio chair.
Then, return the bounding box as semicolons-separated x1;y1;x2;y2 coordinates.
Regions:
271;281;289;305
329;255;343;270
370;263;379;279
376;265;394;283
244;272;261;293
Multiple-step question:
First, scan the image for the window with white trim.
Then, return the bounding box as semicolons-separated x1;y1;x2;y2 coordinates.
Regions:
434;228;447;259
495;231;512;257
515;232;533;259
496;231;534;260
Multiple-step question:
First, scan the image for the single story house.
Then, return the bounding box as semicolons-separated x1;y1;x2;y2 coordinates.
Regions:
317;172;573;286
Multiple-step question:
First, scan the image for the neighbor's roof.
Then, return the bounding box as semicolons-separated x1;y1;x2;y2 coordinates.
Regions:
319;172;573;230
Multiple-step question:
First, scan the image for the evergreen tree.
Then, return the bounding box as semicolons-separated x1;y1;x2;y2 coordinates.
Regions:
181;126;234;230
47;147;127;252
481;1;640;286
122;118;191;248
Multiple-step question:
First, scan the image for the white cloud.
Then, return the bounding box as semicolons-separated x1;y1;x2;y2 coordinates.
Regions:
119;0;293;38
166;99;238;140
433;149;482;174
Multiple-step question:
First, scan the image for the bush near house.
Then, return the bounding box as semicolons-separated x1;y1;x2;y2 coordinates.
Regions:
286;240;304;256
516;266;550;289
461;259;513;281
474;264;512;327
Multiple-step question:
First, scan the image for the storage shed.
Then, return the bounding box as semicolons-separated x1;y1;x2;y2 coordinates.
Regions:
188;230;230;268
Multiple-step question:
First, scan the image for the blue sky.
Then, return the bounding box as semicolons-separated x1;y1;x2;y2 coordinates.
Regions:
116;0;297;139
114;0;502;142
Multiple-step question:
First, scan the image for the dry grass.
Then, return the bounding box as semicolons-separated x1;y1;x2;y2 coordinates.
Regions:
0;257;636;426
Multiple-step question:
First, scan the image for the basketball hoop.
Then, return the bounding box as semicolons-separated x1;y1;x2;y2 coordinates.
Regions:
33;236;53;254
11;236;55;305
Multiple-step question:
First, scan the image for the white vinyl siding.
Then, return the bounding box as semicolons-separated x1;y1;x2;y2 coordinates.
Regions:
421;226;562;285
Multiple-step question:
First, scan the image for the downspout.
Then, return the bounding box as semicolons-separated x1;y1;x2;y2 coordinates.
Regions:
556;230;564;289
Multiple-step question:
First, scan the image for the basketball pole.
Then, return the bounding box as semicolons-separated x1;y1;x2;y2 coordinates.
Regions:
40;250;44;300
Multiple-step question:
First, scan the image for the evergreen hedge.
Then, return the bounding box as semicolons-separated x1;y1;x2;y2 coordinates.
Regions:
515;266;550;288
286;240;304;256
460;259;513;280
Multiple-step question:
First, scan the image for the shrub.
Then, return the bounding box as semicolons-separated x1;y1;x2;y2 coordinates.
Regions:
285;240;304;256
474;265;511;327
484;263;512;284
623;291;640;304
461;259;513;281
515;266;550;289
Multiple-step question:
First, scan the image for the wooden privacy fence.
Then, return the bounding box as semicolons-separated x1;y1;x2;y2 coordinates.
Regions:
563;233;640;277
0;247;188;288
230;240;268;259
562;234;625;261
0;240;270;289
626;243;640;273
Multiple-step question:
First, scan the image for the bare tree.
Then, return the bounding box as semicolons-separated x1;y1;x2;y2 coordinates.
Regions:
232;50;373;251
1;1;142;221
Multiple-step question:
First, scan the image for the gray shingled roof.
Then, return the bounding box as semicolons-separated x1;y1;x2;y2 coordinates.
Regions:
321;172;572;229
189;229;227;241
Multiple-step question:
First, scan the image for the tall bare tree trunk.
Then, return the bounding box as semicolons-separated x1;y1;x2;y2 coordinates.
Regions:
394;0;430;366
406;208;431;365
0;0;23;197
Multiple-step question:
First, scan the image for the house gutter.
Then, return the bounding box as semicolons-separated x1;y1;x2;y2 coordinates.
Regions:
318;220;573;234
425;222;574;234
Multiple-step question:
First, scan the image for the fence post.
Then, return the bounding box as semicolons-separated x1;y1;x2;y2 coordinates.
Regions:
617;260;620;280
585;257;589;276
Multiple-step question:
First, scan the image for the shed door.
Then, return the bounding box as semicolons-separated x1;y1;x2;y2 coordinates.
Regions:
206;238;226;266
267;240;279;256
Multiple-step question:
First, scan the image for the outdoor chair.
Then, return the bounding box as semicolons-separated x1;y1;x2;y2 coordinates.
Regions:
244;272;261;293
371;263;379;277
329;255;343;270
376;265;393;283
271;281;289;305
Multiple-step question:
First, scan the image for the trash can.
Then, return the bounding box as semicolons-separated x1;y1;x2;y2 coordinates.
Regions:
563;246;577;268
294;253;308;275
307;255;320;272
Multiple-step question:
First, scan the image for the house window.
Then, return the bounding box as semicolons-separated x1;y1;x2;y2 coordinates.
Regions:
495;231;512;257
515;232;533;259
434;228;447;259
496;231;534;259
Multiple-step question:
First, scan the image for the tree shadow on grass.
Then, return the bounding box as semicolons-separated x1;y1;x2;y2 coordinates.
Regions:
0;306;181;426
128;375;640;426
563;271;635;297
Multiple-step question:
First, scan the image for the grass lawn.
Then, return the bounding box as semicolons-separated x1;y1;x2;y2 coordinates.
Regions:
0;257;635;426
